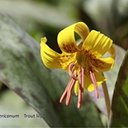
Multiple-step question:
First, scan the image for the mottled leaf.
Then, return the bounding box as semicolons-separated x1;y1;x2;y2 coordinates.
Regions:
110;50;128;127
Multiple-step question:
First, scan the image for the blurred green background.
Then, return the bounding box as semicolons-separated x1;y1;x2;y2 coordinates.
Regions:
0;0;127;49
0;0;128;127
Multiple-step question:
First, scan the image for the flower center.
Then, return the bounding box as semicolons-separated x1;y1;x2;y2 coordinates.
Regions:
76;50;95;68
59;50;99;108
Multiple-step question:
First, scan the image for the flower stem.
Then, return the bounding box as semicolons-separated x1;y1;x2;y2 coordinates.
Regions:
102;81;111;119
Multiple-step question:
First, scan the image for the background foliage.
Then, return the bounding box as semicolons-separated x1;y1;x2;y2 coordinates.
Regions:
0;0;128;127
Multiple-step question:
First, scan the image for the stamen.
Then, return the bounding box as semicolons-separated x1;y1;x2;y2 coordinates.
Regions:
60;69;77;106
68;63;77;80
66;78;76;106
89;70;99;98
81;68;85;90
77;68;85;108
77;89;83;108
59;79;72;103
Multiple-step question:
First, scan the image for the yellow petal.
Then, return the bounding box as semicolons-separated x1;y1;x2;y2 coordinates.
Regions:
91;57;115;72
57;22;89;53
108;44;116;60
84;71;106;92
60;53;76;70
74;80;79;96
40;37;61;68
82;30;113;57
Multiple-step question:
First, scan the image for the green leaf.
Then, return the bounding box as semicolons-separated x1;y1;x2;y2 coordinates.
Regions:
0;13;103;127
111;50;128;127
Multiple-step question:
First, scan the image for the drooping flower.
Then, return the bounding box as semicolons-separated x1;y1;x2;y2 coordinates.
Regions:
40;22;115;108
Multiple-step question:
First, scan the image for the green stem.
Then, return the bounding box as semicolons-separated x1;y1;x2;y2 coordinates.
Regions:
102;81;111;119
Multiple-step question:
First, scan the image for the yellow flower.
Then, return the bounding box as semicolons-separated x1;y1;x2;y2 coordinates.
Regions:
40;22;115;108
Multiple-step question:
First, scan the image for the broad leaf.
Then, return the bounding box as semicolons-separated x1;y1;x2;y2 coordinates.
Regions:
111;50;128;127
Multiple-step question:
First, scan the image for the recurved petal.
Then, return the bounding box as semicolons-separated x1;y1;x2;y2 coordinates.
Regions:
92;57;115;72
82;30;113;57
57;22;89;53
40;37;61;68
85;71;106;92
